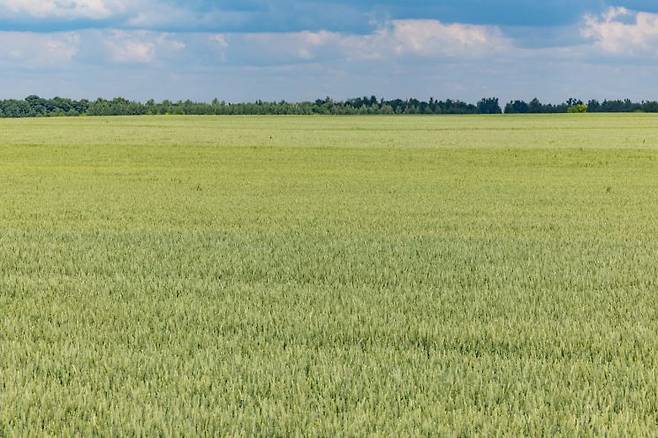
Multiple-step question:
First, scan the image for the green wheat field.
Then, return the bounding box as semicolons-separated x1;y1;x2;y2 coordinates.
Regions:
1;114;658;435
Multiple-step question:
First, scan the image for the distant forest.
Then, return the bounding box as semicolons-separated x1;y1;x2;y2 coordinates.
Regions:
1;95;658;117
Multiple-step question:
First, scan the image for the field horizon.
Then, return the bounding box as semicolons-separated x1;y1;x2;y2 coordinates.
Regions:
2;114;658;435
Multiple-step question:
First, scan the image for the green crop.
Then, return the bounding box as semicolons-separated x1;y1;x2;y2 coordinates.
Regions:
1;114;658;435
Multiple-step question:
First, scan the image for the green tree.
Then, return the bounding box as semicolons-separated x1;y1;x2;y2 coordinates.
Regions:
568;104;588;113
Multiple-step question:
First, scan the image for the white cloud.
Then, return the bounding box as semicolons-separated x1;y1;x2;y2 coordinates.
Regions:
214;19;510;65
0;31;79;65
0;0;252;33
104;30;184;64
582;7;658;55
374;19;509;58
106;39;154;63
208;34;229;62
0;0;127;20
237;30;342;62
209;34;228;48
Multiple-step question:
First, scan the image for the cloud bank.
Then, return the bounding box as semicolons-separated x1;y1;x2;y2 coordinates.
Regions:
583;7;658;55
0;2;658;102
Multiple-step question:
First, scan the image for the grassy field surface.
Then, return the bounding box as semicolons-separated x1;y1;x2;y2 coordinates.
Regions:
1;114;658;435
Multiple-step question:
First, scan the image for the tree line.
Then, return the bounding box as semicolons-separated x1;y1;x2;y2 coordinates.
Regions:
503;98;658;113
1;95;658;117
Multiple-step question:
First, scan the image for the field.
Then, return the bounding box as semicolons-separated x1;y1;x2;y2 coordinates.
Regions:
1;114;658;435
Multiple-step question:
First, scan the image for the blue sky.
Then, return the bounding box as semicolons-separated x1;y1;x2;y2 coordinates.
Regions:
1;0;658;102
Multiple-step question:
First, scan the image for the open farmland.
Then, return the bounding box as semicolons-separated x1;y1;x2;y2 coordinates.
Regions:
1;114;658;435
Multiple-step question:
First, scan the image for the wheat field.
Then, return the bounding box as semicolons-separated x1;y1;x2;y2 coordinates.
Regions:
1;114;658;435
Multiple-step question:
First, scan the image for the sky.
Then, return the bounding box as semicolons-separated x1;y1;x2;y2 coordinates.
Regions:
1;0;658;103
